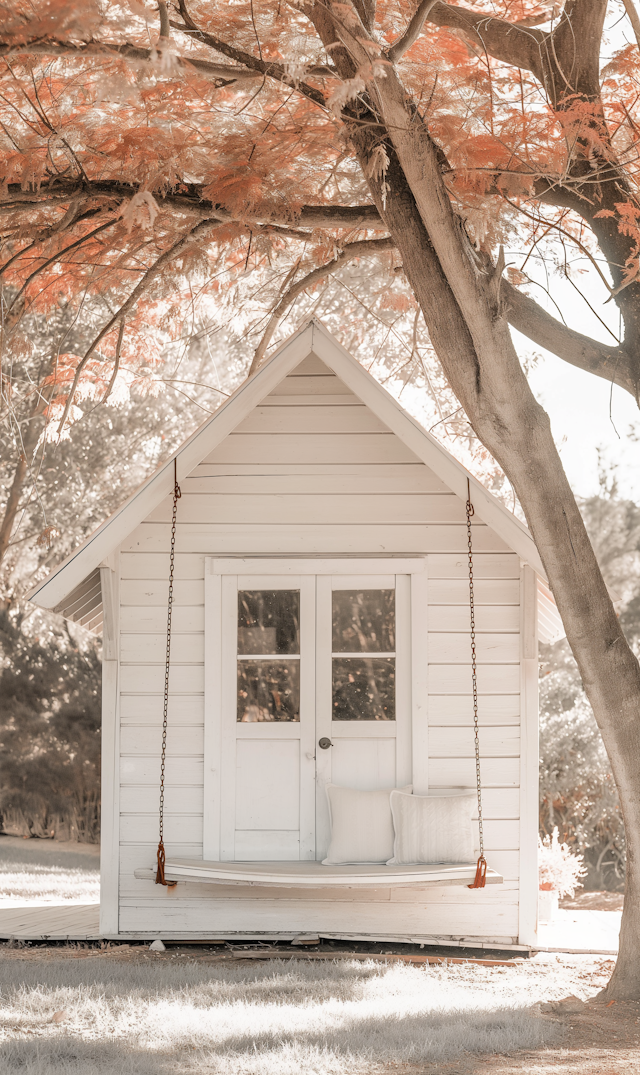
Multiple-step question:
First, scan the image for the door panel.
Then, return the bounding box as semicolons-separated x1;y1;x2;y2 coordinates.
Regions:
235;740;300;830
315;572;409;860
220;574;315;861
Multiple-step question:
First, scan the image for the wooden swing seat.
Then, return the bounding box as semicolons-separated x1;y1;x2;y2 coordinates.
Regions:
135;858;503;888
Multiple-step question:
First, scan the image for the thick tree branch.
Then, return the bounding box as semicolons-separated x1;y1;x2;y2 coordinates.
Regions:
0;41;260;82
623;0;640;51
426;0;606;103
501;279;633;393
249;236;395;374
387;0;439;63
426;1;546;80
0;180;385;230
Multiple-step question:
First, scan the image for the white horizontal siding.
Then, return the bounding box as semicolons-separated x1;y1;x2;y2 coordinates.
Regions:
235;404;388;433
428;553;519;579
120;694;203;723
121;633;204;664
121;579;203;606
429;665;520;693
121;725;203;755
428;727;520;757
116;360;527;941
122;523;511;554
121;606;204;633
120;664;204;694
117;897;519;940
428;633;519;663
204;433;420;465
429;605;519;632
428;695;520;724
428;579;520;604
120;756;203;785
118;785;519;821
269;377;351;395
187;465;449;494
428;758;520;787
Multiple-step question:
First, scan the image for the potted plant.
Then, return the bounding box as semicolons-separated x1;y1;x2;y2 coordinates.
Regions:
538;828;586;924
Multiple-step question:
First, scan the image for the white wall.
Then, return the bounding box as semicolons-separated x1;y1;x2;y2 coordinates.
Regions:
112;355;532;944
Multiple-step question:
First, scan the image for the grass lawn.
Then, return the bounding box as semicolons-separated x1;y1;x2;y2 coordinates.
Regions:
0;837;99;904
0;946;625;1075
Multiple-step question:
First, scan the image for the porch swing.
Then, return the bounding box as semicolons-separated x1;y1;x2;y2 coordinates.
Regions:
137;468;503;891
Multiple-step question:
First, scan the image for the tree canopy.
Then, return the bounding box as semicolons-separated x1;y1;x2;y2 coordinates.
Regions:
2;0;639;427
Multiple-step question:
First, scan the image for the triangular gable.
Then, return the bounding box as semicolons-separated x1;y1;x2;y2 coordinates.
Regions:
29;318;550;617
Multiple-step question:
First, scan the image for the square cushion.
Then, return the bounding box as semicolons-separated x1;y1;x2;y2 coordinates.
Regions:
387;790;476;865
322;784;412;865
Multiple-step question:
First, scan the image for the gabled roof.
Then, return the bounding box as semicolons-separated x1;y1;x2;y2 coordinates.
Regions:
28;319;563;641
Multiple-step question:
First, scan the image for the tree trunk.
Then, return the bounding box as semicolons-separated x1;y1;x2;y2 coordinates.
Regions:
309;6;640;992
389;174;640;997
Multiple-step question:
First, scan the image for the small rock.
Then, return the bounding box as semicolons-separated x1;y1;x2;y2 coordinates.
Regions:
51;1010;68;1024
540;995;585;1014
149;939;166;952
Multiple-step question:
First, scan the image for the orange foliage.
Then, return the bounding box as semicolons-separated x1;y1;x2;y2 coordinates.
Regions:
1;0;638;436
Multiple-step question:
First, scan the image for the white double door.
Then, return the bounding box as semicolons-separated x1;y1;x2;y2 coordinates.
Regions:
205;559;421;862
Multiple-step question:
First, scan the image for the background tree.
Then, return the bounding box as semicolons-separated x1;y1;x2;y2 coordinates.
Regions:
0;607;101;842
539;474;640;890
4;0;640;994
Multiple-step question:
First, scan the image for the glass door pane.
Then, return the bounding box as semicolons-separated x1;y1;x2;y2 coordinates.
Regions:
331;589;396;721
237;590;300;722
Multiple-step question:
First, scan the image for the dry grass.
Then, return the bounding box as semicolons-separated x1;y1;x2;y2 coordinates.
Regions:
0;839;99;904
0;952;613;1074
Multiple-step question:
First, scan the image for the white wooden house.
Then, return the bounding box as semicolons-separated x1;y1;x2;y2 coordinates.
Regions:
29;320;562;950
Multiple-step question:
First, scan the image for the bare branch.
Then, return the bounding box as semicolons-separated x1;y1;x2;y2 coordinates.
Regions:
55;218;221;435
100;318;125;405
4;217;116;310
249;237;395;374
387;0;439;63
170;3;327;108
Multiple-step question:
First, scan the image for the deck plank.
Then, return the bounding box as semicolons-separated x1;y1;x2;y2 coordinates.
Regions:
0;903;100;939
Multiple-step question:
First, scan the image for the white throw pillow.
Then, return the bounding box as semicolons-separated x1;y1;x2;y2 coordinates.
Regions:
387;790;476;865
322;784;412;865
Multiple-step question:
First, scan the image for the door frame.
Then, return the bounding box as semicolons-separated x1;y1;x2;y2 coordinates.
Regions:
203;557;427;861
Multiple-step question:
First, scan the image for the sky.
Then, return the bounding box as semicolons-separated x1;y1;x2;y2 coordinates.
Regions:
528;351;640;501
512;260;640;502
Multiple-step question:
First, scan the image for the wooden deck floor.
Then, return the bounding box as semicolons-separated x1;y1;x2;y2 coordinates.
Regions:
0;901;622;952
0;903;99;940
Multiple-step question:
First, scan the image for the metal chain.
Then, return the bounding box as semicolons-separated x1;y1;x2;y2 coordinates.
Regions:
156;459;181;886
466;478;485;864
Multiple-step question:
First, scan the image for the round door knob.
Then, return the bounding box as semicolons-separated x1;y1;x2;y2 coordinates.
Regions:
318;737;333;750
